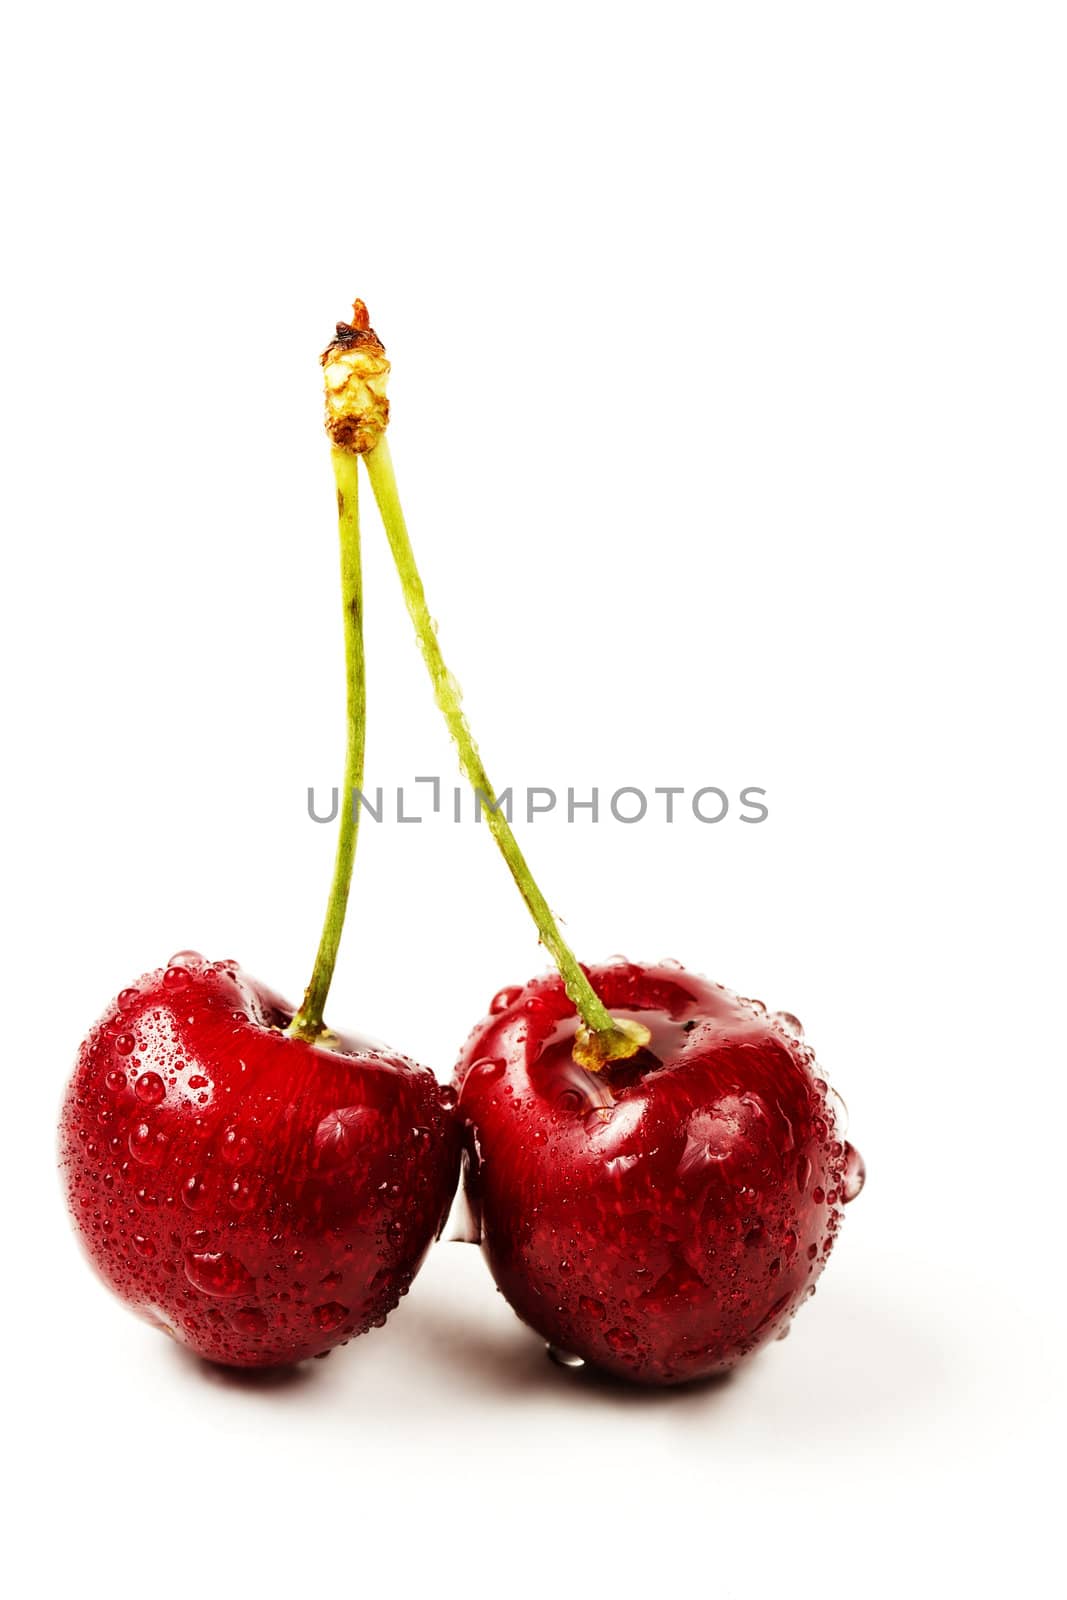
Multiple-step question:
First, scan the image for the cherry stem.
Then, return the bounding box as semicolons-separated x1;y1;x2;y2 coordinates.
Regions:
362;437;646;1069
289;448;366;1042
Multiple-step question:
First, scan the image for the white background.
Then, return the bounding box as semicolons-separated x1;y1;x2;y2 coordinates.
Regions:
2;4;1063;1596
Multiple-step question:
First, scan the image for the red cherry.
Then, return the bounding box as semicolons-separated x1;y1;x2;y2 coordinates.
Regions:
455;961;862;1385
60;954;459;1367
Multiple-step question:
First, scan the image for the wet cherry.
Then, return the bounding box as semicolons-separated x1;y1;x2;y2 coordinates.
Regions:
455;961;862;1385
59;314;462;1367
353;302;865;1387
61;954;459;1366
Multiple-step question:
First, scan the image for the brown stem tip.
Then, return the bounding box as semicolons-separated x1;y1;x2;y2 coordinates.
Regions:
321;299;391;454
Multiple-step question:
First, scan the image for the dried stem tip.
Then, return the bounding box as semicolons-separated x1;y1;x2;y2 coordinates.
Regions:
321;299;390;454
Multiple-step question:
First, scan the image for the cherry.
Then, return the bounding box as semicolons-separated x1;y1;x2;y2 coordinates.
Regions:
455;961;863;1384
354;304;865;1385
60;305;460;1366
61;954;459;1366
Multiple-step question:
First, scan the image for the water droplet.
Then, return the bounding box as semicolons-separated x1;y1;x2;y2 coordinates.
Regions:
168;950;203;968
162;966;190;989
114;1033;136;1057
105;1069;127;1093
369;1265;394;1296
679;1104;745;1171
841;1142;866;1203
230;1307;267;1336
134;1071;165;1105
117;987;140;1010
219;1126;253;1167
131;1235;156;1258
129;1122;168;1168
774;1011;804;1039
184;1250;253;1297
181;1174;206;1209
807;1243;818;1260
313;1301;349;1332
228;1176;258;1211
311;1105;380;1172
439;1084;457;1109
812;1185;825;1205
468;1057;505;1085
578;1295;606;1322
547;1344;585;1369
188;1074;209;1090
489;986;523;1014
827;1086;849;1135
606;1327;637;1353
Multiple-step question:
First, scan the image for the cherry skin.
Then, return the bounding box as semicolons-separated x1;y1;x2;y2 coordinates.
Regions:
60;953;460;1367
455;961;864;1385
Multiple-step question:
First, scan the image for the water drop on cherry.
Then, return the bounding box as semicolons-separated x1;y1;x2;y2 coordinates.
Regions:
841;1142;866;1203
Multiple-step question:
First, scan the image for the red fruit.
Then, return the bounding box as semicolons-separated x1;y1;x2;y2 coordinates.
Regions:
60;953;460;1367
455;961;863;1385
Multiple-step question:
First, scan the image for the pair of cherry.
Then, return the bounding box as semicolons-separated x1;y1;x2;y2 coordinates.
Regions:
60;306;863;1386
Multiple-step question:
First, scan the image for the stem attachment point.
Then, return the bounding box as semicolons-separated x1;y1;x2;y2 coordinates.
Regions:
573;1017;652;1072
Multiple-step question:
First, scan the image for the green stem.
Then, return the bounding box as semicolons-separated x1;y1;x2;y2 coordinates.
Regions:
289;448;366;1042
363;437;646;1068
